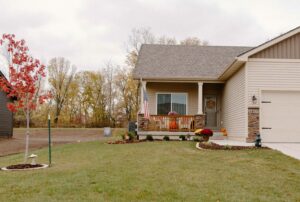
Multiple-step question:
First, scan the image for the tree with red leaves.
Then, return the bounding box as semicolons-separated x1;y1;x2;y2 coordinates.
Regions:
0;34;50;162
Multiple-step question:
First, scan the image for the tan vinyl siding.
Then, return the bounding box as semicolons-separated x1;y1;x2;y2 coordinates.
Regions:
247;60;300;106
222;66;247;139
146;82;198;115
250;33;300;59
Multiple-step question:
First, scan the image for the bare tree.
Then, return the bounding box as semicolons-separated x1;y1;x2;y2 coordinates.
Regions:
180;37;208;46
125;27;156;67
48;57;76;126
103;61;117;126
157;35;177;45
114;66;138;122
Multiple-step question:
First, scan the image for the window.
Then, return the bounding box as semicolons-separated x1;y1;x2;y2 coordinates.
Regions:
157;93;187;115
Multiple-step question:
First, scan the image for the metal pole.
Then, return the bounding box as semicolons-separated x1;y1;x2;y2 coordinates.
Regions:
48;114;52;166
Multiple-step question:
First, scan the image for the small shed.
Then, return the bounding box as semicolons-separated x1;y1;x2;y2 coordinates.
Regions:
0;71;13;138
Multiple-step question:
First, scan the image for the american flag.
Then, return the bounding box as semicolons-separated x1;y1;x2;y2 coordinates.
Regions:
143;86;150;119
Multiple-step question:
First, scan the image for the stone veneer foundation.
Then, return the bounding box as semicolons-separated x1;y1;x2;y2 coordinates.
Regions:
247;107;259;142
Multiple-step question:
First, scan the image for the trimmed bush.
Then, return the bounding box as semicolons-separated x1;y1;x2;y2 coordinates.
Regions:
163;136;170;141
146;135;154;141
127;132;136;141
120;133;126;140
179;135;186;141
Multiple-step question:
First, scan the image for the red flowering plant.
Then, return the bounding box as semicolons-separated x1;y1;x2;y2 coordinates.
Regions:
0;34;51;162
168;111;178;116
197;128;213;141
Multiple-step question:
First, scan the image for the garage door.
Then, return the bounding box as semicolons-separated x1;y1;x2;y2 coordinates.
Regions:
261;90;300;143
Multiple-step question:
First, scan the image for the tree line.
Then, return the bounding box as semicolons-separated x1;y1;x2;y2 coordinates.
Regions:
13;27;207;128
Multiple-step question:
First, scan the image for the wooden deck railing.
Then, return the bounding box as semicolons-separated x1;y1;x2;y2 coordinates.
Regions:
140;115;195;132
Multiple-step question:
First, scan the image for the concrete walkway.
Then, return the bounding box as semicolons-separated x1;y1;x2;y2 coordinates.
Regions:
211;140;300;160
263;143;300;160
210;139;254;147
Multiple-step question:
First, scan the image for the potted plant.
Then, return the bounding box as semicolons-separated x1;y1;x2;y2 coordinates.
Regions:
197;129;213;142
168;111;178;130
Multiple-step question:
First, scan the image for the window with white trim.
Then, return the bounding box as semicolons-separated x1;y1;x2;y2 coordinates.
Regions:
157;93;187;115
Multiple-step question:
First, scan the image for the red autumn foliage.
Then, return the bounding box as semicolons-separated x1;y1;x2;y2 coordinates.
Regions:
0;34;51;113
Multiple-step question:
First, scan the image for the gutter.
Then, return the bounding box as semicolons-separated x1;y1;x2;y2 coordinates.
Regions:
218;57;247;81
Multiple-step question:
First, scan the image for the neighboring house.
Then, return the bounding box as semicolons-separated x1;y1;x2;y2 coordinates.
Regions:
133;26;300;143
0;71;13;138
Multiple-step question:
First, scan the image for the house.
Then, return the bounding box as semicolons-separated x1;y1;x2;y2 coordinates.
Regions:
133;26;300;143
0;70;13;138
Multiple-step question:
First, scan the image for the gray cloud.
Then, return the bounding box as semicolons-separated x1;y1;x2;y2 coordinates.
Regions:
0;0;299;70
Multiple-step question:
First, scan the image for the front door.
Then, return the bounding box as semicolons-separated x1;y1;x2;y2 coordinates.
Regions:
204;95;217;128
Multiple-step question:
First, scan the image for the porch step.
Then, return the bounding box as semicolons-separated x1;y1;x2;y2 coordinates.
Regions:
137;131;227;140
210;132;227;140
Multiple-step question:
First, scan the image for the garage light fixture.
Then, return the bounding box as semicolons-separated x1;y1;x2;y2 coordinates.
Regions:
252;95;257;105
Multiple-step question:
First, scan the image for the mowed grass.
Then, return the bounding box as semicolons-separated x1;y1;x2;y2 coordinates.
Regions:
0;141;300;202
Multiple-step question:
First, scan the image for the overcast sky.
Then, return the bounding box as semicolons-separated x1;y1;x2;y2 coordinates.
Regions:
0;0;299;71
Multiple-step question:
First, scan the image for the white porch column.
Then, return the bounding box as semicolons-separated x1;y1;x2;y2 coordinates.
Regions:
140;80;147;113
197;82;203;114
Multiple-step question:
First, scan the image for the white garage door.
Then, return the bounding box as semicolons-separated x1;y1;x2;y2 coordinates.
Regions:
261;90;300;143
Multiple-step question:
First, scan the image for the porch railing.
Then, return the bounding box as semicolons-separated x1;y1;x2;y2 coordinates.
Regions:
140;115;195;132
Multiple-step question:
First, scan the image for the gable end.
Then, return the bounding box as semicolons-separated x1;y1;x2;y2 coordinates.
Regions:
250;32;300;59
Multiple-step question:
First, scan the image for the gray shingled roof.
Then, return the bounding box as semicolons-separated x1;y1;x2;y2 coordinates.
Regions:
133;44;252;80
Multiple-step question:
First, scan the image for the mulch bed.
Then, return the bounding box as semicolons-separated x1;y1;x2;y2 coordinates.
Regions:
6;164;44;170
108;139;183;144
107;140;147;144
198;142;269;150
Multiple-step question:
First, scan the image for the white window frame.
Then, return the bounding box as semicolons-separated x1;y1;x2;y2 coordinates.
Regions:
156;92;188;115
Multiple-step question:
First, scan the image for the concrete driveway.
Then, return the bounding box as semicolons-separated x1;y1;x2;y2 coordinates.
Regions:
263;143;300;160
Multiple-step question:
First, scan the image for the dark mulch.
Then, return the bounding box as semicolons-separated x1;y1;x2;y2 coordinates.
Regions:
108;138;196;144
6;164;44;169
107;140;148;144
198;142;269;150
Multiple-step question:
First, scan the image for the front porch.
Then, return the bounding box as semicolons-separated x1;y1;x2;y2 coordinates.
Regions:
137;81;224;135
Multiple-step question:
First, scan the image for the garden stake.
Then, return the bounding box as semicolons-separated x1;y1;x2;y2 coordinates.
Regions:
48;114;52;166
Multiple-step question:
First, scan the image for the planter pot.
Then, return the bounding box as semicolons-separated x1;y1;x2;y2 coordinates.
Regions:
202;136;209;142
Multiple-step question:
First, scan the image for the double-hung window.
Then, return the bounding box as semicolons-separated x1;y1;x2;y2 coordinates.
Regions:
157;93;187;115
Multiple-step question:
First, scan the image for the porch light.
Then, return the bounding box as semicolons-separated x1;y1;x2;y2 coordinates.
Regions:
252;95;257;105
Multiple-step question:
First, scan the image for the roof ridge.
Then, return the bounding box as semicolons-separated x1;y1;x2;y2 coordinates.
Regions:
141;44;253;48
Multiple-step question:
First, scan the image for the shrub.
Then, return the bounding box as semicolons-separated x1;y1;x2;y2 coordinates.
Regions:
193;137;200;142
179;135;186;141
224;144;232;150
127;131;136;141
163;136;170;141
146;135;154;141
120;133;126;140
168;111;178;115
186;134;191;140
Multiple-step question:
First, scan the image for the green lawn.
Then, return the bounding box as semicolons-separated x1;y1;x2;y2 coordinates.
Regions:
0;141;300;202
